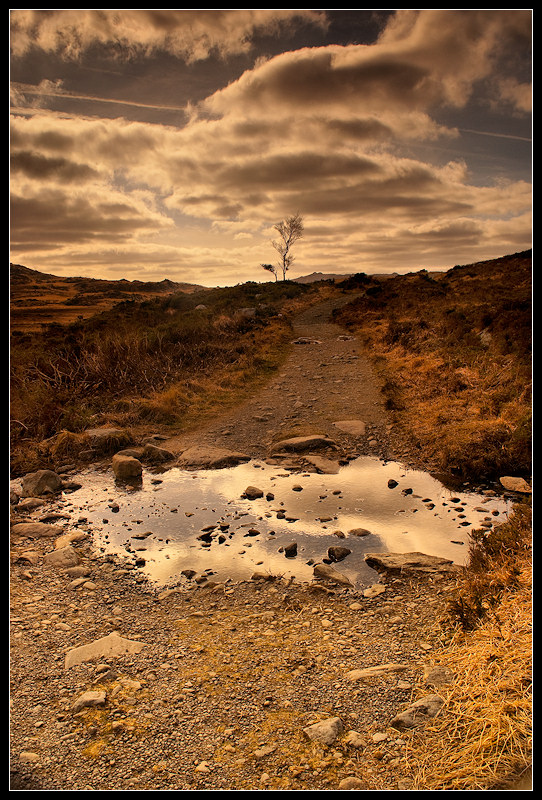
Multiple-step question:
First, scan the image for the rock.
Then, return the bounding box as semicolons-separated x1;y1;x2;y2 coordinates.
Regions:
19;751;41;763
43;546;80;569
344;730;365;748
345;663;409;681
499;476;532;493
423;665;454;688
363;584;386;598
313;563;353;587
390;694;445;730
364;552;461;575
72;690;107;713
303;716;344;745
21;469;63;497
387;479;399;489
17;497;47;511
302;455;341;474
251;571;276;582
338;777;366;789
142;443;175;464
243;486;264;500
13;551;40;566
54;531;88;549
327;546;351;562
270;435;339;453
348;527;372;537
332;420;367;436
176;446;250;469
253;744;277;759
283;542;298;558
85;427;133;454
112;453;143;480
64;632;146;669
11;522;63;539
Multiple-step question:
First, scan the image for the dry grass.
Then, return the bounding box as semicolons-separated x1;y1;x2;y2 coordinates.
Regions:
334;252;532;482
10;280;337;474
404;504;532;790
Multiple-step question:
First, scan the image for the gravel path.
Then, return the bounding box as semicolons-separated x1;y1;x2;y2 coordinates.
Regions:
162;293;399;464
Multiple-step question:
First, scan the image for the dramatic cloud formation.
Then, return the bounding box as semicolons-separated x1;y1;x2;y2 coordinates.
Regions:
10;9;531;284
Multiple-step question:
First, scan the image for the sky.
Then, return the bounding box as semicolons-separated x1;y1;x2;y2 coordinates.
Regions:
10;9;532;286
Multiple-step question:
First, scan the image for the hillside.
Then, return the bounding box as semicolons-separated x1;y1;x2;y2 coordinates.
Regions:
10;263;204;332
332;250;532;482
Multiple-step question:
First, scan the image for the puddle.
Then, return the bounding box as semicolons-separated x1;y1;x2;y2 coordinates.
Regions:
50;456;510;589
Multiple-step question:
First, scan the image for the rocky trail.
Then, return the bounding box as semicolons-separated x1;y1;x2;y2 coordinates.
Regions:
9;294;509;790
162;293;398;466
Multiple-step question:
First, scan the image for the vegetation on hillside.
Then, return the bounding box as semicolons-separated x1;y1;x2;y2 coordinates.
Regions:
333;251;532;483
10;279;326;475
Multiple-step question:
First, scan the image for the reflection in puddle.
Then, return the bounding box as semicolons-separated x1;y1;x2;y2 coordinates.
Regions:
60;456;510;589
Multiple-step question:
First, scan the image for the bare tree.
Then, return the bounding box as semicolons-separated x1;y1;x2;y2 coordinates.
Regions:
260;263;278;281
271;212;304;281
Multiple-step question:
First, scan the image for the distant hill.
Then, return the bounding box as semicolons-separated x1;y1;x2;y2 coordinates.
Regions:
293;271;353;283
10;263;204;332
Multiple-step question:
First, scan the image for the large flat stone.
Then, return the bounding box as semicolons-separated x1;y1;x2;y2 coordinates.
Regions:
65;632;146;669
364;552;461;575
175;446;250;469
271;435;339;453
332;419;367;436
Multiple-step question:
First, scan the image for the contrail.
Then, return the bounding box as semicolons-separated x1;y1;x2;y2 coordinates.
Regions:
459;128;531;143
11;83;187;114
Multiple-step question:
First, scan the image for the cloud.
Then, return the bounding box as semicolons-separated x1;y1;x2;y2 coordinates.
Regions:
10;9;327;61
9;10;531;280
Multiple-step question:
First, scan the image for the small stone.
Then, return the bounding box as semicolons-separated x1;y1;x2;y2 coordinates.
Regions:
338;776;366;789
391;694;445;730
72;690;107;713
243;486;264;500
303;716;344;745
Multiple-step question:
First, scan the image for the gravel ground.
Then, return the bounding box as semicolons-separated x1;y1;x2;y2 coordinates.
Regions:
10;512;456;791
10;295;463;791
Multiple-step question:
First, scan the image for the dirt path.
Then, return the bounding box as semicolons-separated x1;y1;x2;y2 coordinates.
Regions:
163;293;394;463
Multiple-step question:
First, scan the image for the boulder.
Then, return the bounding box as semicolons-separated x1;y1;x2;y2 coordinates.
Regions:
43;545;80;569
112;453;143;480
21;469;63;497
176;446;250;469
85;427;133;454
243;486;264;500
11;522;63;539
271;435;339;453
364;552;461;576
142;443;175;464
499;476;532;493
346;663;408;681
72;690;107;713
333;419;367;436
283;542;298;558
302;455;341;474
